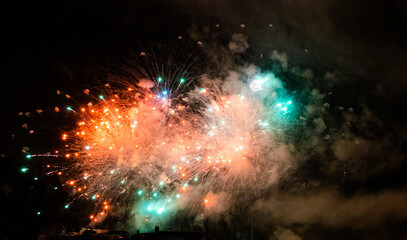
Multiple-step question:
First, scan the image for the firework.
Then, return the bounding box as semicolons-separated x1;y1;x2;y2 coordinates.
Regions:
27;52;297;231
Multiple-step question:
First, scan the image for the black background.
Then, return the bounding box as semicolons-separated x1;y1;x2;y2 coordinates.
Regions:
1;0;406;239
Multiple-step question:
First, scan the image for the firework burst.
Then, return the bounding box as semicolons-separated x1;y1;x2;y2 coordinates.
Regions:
27;44;297;231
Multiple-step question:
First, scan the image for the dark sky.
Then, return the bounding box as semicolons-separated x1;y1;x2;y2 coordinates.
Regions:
2;0;406;104
1;0;407;239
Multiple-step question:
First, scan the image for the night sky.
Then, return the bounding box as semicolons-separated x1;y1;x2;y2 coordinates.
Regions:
1;0;407;239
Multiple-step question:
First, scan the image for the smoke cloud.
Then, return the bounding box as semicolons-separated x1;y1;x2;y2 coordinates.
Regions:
254;190;407;235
